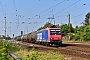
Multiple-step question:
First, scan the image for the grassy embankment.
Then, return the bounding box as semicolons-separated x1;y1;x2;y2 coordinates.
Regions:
0;41;65;60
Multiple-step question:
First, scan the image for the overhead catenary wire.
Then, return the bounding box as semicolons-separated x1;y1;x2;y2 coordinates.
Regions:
59;13;86;26
54;0;81;15
0;0;20;36
0;0;66;23
21;0;66;27
55;4;86;23
33;0;82;28
33;12;86;31
0;0;82;21
13;0;20;35
27;0;66;28
0;0;84;26
29;0;81;22
29;0;66;20
31;0;82;26
11;0;48;31
13;0;18;16
0;0;7;36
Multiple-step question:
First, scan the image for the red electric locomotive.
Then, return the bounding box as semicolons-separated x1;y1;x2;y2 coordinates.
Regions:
36;27;62;45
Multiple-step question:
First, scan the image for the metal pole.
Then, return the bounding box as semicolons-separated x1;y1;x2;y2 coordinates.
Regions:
26;27;28;42
54;20;55;25
26;27;28;34
68;14;70;40
4;16;6;40
68;14;70;33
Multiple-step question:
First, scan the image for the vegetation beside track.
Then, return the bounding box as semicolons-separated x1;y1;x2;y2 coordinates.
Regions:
0;41;22;60
0;41;65;60
0;41;13;60
15;49;65;60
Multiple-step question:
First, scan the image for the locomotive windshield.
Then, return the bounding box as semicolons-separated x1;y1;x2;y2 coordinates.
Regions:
50;29;61;35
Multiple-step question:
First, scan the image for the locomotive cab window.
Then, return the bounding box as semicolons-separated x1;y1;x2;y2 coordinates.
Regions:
50;29;61;35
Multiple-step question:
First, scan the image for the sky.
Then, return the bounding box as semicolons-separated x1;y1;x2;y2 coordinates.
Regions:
0;0;90;37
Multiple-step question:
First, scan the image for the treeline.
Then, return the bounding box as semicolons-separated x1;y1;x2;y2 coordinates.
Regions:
0;35;11;40
60;12;90;41
60;24;90;41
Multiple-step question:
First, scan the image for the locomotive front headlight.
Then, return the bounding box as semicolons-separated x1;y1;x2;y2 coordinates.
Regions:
59;38;61;39
50;38;52;39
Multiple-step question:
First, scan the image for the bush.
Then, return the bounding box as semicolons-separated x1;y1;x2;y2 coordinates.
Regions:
0;41;9;60
25;51;39;60
70;25;90;41
0;41;21;60
71;34;80;41
25;51;65;60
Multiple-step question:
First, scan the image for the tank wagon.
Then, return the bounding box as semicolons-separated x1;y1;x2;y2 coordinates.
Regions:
16;36;21;41
29;31;37;43
17;27;62;45
20;31;37;42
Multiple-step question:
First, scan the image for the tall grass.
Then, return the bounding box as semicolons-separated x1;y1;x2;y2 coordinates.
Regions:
0;41;65;60
15;49;65;60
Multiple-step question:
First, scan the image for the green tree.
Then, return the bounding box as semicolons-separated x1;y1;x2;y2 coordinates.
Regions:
0;35;5;39
2;35;11;40
82;25;90;41
43;22;53;28
6;36;11;40
84;12;90;25
60;24;68;36
72;25;90;41
37;23;53;31
37;27;44;31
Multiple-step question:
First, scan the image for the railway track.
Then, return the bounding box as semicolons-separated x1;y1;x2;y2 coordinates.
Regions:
33;45;90;60
63;42;90;48
9;41;90;60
